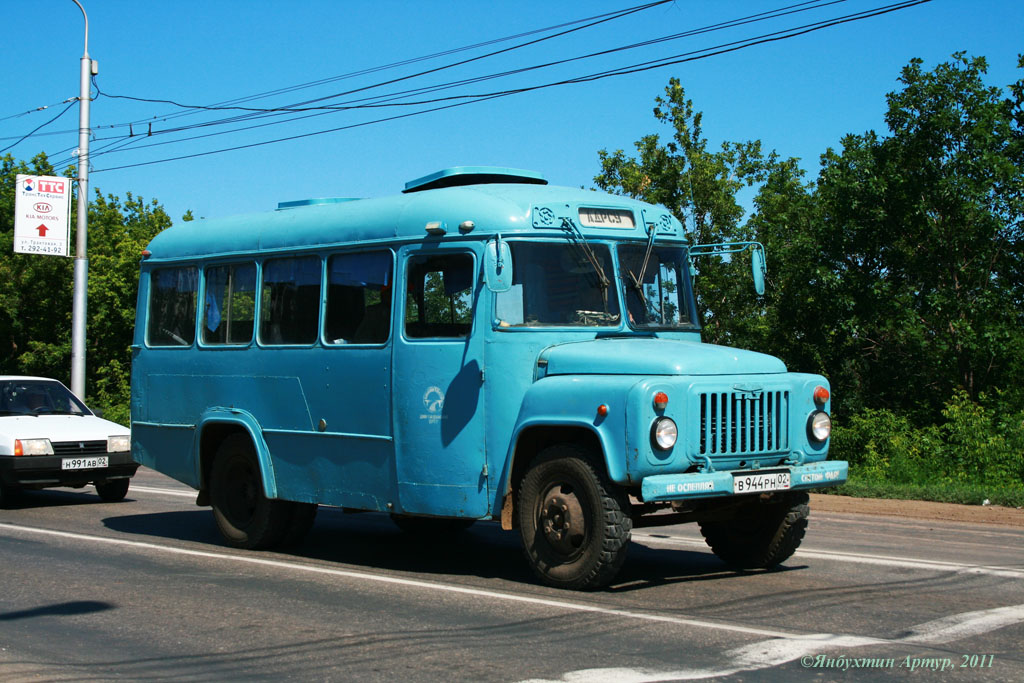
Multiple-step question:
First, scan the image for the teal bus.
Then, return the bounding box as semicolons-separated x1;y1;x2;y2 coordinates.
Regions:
130;166;846;589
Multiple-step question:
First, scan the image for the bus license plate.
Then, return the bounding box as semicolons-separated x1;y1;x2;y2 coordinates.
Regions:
62;456;109;471
733;471;790;494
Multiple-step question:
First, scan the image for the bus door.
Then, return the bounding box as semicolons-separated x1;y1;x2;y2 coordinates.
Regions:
392;246;489;517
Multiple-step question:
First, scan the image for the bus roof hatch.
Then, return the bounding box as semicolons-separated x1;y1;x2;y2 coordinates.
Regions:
403;166;547;193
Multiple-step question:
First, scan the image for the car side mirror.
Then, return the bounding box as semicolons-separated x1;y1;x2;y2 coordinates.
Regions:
484;238;513;292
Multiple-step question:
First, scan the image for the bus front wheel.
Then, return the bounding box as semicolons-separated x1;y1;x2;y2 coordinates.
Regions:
210;434;290;549
517;446;631;590
698;491;810;570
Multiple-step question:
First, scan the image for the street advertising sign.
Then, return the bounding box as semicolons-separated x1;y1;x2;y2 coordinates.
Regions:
13;174;71;256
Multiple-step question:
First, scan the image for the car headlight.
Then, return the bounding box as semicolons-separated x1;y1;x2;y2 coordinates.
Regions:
651;417;678;451
807;411;832;442
107;435;131;453
14;438;54;456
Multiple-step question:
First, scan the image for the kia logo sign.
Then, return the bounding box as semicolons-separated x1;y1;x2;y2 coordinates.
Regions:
34;202;53;213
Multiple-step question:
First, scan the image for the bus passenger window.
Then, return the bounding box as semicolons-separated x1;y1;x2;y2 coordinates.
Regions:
325;251;393;344
404;253;473;338
259;256;322;345
203;263;256;345
147;267;198;346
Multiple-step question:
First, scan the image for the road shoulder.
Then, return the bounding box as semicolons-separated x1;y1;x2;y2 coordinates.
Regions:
810;492;1024;527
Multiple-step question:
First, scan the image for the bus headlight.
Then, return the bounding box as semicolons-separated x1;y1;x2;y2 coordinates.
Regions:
651;417;678;451
807;411;832;442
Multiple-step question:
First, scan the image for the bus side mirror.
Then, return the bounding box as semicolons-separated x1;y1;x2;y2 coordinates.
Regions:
484;239;513;292
751;246;766;296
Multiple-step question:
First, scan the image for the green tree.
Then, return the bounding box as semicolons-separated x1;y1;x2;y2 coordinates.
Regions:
594;78;770;347
764;53;1024;420
0;154;74;379
1;153;171;423
86;190;172;423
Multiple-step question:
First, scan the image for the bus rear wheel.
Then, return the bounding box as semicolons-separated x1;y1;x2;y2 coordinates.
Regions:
517;446;631;590
210;434;290;549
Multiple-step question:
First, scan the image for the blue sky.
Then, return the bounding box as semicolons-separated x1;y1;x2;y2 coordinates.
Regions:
2;1;1021;226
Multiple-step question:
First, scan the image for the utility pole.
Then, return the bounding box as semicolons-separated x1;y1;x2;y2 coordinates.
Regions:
70;0;94;400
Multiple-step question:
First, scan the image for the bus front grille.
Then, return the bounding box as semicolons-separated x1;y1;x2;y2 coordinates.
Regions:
698;391;789;456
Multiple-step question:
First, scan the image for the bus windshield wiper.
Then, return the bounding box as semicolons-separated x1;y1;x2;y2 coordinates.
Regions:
560;217;611;310
627;223;660;321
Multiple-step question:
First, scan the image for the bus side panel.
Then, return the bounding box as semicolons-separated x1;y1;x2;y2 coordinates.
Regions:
264;431;395;511
131;422;201;489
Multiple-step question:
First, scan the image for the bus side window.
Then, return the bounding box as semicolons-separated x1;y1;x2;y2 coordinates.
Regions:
404;253;474;339
325;251;393;345
147;266;198;346
203;263;256;345
259;255;322;345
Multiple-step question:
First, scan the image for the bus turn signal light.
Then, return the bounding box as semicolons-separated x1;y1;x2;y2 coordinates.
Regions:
813;386;830;405
653;392;668;410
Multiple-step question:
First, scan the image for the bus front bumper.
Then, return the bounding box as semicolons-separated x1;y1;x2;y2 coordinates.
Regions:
640;460;848;502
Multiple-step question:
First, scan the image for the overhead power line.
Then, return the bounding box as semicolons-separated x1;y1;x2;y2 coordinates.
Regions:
71;0;851;160
86;0;932;174
0;101;78;155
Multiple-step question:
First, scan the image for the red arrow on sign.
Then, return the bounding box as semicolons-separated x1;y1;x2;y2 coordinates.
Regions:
35;224;48;237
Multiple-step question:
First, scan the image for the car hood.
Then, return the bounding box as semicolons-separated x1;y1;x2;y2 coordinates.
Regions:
0;414;128;444
538;338;787;376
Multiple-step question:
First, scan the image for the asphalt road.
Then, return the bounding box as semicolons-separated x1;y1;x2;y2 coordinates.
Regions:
1;468;1022;682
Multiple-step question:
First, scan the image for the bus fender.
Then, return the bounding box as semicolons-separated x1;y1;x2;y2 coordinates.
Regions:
195;408;279;501
498;417;622;531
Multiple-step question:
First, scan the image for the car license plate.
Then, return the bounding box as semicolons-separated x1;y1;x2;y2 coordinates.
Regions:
733;470;790;494
61;456;109;471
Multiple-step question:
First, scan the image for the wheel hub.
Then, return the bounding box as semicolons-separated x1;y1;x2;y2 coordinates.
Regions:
540;485;585;557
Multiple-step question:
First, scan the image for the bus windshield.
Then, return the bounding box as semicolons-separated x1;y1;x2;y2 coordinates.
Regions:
495;242;620;327
618;243;699;330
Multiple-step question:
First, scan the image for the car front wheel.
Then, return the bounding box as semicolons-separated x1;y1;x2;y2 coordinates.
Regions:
95;479;130;502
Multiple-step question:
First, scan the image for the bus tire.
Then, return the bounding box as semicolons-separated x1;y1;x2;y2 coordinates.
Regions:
95;479;130;502
517;445;631;590
699;491;809;570
210;434;289;550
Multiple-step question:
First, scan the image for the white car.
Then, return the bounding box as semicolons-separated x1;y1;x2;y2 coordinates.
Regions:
0;376;137;506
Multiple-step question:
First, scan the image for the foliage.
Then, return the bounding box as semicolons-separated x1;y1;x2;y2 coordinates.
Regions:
821;478;1024;509
830;391;1024;490
0;153;170;425
798;53;1024;420
596;56;1024;429
594;78;770;346
594;55;1024;504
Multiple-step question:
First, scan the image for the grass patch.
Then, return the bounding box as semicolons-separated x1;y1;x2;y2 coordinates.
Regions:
817;476;1024;508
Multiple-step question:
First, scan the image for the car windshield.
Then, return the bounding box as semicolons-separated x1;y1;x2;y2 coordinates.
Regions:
495;241;620;327
617;243;699;330
0;379;91;417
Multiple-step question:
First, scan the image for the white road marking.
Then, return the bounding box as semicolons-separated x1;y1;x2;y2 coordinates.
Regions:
4;515;1022;682
902;604;1024;644
519;603;1024;682
130;489;1024;581
127;487;1024;578
633;531;1024;579
0;521;800;639
128;485;194;498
